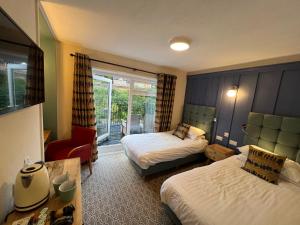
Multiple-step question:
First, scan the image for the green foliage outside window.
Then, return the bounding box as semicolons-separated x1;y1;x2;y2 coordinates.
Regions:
111;88;128;123
93;83;109;122
0;70;9;109
13;70;26;106
0;69;26;109
93;85;156;125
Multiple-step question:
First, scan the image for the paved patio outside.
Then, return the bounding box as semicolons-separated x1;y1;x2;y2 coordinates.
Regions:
99;124;123;146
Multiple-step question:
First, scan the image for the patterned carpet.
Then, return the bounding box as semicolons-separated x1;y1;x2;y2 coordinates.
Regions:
81;146;201;225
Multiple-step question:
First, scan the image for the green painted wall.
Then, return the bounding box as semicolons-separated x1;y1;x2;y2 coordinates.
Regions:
39;11;57;139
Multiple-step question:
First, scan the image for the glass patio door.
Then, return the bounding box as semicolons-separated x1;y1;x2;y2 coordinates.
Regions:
93;75;112;142
129;79;156;134
92;68;157;145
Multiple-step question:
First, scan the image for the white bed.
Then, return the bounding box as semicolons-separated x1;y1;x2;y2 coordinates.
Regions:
121;131;208;169
160;155;300;225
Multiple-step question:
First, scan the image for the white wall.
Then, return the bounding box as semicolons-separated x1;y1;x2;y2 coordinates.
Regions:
57;42;187;139
0;0;43;222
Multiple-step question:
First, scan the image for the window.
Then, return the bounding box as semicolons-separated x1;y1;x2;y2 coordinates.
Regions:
0;63;27;110
92;68;157;145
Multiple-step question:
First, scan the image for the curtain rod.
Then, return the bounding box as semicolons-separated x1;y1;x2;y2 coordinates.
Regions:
70;53;158;75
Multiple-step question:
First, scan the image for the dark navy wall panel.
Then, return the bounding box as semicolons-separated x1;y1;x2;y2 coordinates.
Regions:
251;71;282;114
191;77;206;105
184;76;192;104
215;74;240;146
198;78;209;104
185;61;300;147
190;77;198;103
205;76;220;106
185;76;220;106
211;76;224;144
275;70;300;116
229;72;258;147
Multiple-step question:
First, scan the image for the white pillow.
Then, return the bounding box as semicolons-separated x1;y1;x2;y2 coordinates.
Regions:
187;126;206;140
237;145;250;157
236;154;247;167
187;135;206;141
238;145;300;186
198;135;206;140
237;145;266;158
280;159;300;186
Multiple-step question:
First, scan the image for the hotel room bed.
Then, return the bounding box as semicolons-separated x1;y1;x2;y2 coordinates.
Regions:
161;155;300;225
121;104;216;176
122;131;208;168
160;112;300;225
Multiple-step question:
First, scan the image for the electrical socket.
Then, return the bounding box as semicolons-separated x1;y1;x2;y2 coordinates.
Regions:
216;135;223;141
224;132;229;137
229;140;238;146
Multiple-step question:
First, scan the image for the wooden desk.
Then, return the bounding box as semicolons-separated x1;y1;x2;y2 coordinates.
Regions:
5;158;82;225
43;130;51;144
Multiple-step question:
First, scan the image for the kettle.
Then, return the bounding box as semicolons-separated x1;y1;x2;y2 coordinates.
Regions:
14;162;50;212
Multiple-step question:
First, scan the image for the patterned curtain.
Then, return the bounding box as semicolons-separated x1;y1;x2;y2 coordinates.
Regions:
155;74;177;132
25;47;44;105
72;53;98;161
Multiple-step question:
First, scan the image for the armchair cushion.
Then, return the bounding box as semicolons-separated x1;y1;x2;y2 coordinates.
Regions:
46;146;74;161
46;139;73;151
72;126;96;147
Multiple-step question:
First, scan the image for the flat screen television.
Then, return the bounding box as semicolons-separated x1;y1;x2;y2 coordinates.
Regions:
0;7;44;115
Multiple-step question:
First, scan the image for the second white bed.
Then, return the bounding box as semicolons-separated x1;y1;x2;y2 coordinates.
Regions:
160;155;300;225
121;131;208;169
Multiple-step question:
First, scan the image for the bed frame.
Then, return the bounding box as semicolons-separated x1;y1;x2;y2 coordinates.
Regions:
125;104;216;177
127;152;206;177
163;111;300;224
162;204;182;225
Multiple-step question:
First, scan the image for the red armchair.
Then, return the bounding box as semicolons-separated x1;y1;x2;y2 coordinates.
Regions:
45;126;96;174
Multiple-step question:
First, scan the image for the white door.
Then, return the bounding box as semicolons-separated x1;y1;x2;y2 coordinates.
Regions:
93;75;112;142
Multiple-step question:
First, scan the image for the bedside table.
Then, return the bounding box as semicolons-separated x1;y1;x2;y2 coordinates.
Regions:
205;144;235;161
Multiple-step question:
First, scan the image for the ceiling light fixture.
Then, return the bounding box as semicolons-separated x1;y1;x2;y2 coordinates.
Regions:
170;37;191;51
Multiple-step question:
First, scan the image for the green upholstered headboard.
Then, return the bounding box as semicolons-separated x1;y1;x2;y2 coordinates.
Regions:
244;112;300;163
182;104;216;142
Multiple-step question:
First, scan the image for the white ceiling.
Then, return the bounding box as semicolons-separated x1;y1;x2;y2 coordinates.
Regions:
41;0;300;72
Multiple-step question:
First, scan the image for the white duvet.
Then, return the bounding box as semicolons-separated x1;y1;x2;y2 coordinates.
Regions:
121;131;208;169
161;155;300;225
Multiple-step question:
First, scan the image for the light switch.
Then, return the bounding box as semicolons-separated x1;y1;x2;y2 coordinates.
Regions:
229;140;237;146
216;135;223;141
224;132;229;137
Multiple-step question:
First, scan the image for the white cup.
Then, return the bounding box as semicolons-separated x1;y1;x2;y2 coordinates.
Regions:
52;173;68;195
59;180;76;202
